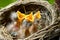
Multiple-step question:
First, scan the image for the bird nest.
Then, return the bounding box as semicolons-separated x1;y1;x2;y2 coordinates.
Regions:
0;0;59;40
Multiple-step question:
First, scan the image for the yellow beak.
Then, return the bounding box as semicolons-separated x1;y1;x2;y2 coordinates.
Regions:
17;11;26;22
16;11;41;23
34;11;41;19
25;12;34;22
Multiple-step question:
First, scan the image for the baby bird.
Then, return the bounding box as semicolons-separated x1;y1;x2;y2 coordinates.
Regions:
6;11;18;32
17;12;34;38
24;12;35;35
29;11;41;34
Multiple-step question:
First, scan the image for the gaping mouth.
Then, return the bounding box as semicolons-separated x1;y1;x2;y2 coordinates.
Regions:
17;11;41;23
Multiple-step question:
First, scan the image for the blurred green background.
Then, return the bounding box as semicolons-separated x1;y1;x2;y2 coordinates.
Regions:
0;0;55;9
47;0;55;4
0;0;16;9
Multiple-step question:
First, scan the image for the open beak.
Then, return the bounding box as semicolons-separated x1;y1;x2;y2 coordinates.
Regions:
17;11;26;23
25;12;34;22
34;11;41;19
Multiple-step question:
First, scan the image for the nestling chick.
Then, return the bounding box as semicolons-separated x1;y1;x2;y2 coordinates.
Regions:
6;11;18;32
29;11;41;34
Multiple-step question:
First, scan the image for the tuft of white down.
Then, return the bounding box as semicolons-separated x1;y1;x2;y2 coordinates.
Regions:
6;11;18;32
10;11;17;22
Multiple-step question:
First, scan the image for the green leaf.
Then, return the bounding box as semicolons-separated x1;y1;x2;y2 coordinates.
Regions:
47;0;55;4
0;0;16;8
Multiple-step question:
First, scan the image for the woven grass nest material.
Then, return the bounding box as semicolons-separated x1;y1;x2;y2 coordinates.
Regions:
0;0;60;40
0;25;13;40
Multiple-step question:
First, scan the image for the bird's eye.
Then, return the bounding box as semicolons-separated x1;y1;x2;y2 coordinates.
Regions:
37;20;39;23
